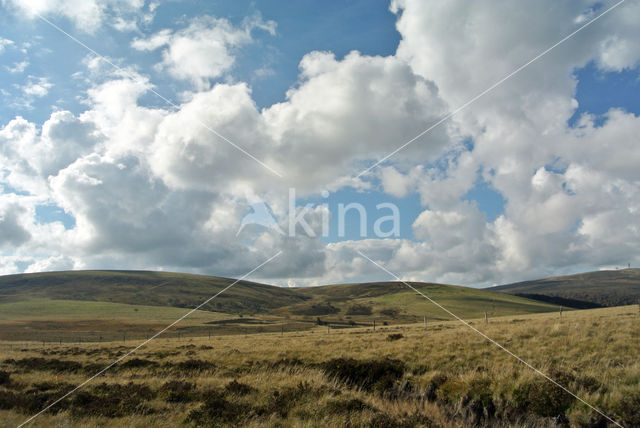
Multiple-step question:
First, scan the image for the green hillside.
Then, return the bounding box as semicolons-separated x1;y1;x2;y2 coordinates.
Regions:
0;270;309;314
492;268;640;307
289;281;560;323
0;298;232;322
0;270;562;341
0;297;240;342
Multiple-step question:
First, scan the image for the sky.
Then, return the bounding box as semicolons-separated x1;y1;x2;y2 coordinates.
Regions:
0;0;639;287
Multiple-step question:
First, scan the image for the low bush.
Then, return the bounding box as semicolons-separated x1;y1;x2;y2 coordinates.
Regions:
224;379;255;396
186;390;252;425
512;378;574;417
0;370;10;386
610;390;640;427
574;374;605;394
118;358;158;370
5;357;83;373
424;373;448;401
30;381;74;392
0;385;74;414
259;384;311;417
159;380;198;403
171;359;216;372
265;357;307;370
322;397;375;414
346;304;373;316
0;390;20;410
386;333;404;341
321;358;405;392
70;382;156;418
462;377;496;422
369;412;434;428
292;302;340;316
379;308;400;318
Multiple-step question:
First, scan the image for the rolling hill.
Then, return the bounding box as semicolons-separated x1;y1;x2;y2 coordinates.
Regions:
287;281;560;322
0;270;308;314
492;268;640;307
0;270;561;341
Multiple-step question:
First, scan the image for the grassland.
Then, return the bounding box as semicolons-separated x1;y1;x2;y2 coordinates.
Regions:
298;282;561;319
1;305;638;427
494;268;640;307
0;299;242;342
0;299;234;322
0;272;561;342
0;271;309;314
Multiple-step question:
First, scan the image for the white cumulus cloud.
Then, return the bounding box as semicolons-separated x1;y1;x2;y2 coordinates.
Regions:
132;15;276;89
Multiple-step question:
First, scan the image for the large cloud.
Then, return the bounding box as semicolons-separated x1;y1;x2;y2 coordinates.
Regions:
380;0;640;283
6;0;148;33
132;15;276;89
149;82;271;191
0;196;31;248
148;50;450;194
0;111;101;195
1;1;640;286
263;51;449;191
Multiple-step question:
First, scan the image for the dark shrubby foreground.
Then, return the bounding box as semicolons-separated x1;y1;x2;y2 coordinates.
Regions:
2;354;630;427
0;306;637;427
320;358;406;393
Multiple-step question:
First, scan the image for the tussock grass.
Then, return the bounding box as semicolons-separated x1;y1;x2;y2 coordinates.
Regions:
0;305;637;427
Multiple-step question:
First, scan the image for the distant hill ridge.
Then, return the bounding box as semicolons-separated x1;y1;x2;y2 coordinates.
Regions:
0;270;308;314
2;269;639;311
492;268;640;307
0;270;559;320
11;269;640;342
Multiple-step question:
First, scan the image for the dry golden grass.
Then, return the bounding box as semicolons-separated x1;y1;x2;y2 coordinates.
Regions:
1;305;638;427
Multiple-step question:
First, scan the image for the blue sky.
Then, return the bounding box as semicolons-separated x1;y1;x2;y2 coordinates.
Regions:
0;0;408;237
1;0;639;286
570;61;640;126
0;0;401;122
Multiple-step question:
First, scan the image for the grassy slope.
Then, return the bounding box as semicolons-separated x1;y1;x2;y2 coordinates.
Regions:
0;272;560;320
0;271;561;341
0;270;309;314
492;268;640;307
0;298;244;341
0;298;232;322
287;281;559;322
